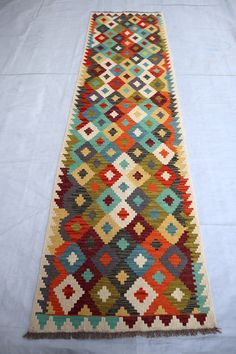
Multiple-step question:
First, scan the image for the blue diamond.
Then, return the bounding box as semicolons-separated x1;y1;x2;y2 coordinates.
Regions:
166;223;177;236
126;245;154;276
102;222;112;234
149;209;159;221
119;182;129;193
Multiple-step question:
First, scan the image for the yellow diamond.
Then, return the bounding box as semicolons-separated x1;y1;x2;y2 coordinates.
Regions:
133;222;145;236
81;147;90;157
75;194;85;207
116;270;129;285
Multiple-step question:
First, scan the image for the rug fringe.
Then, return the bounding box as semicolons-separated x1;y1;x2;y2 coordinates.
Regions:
23;327;221;340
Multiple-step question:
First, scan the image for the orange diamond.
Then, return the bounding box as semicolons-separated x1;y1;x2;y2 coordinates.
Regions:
168;253;181;267
100;252;112;266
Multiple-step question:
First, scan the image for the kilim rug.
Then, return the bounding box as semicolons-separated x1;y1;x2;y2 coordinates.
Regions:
25;12;219;339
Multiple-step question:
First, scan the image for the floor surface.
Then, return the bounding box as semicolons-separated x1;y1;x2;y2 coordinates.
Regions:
0;0;236;353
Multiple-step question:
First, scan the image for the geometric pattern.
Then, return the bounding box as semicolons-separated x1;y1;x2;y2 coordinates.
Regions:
26;12;217;338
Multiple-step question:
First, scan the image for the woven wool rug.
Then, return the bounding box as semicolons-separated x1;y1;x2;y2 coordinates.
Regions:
25;12;219;339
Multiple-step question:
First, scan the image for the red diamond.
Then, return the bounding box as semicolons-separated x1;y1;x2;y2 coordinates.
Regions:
62;284;75;299
103;195;113;206
144;103;153;110
117;208;129;221
133;171;143;181
108;77;125;90
155;166;176;187
100;102;108;109
99;164;122;187
134;288;148;303
164;195;174;206
146;138;155;147
96;137;104;146
84;127;93;135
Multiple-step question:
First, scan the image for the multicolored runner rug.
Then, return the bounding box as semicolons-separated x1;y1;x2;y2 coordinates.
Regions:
25;12;218;339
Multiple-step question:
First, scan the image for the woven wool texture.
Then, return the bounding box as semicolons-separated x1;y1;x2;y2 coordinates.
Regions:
26;12;218;338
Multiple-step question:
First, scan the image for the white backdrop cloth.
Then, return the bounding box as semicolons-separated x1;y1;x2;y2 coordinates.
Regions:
0;0;236;353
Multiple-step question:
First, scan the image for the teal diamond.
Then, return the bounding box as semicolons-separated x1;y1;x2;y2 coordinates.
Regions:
117;237;129;251
166;223;177;236
82;268;94;283
149;208;159;221
97;188;121;213
133;195;144;207
152;270;165;284
59;244;86;273
121;118;129;127
120;159;129;170
156;188;181;214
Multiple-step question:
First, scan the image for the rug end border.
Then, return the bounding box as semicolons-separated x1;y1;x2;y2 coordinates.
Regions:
23;327;221;340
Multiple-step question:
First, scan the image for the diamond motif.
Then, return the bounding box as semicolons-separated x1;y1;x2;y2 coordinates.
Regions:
128;106;147;123
153;143;175;165
124;277;157;315
94;215;120;244
90;277;119;315
158;214;185;244
126;188;150;213
96;188;121;213
92;245;119;275
156;188;181;214
126;245;154;276
54;275;84;315
110;201;137;228
160;245;188;277
59;244;86;273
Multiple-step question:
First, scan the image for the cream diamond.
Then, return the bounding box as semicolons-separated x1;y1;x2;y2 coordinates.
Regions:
171;288;184;302
133;128;143;138
140;85;156;98
97;83;114;98
139;58;153;70
112;175;135;200
110;201;137;228
113;153;135;175
98;285;111;303
105;170;115;180
67;252;78;266
153;143;175;165
79;122;99;141
54;275;84;315
125;277;158;315
128;107;147;123
134;253;147;268
162;171;171;181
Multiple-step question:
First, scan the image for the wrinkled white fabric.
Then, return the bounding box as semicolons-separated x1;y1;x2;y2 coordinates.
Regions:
0;0;236;353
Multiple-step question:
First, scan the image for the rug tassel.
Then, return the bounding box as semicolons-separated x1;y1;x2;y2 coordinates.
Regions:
23;327;221;340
